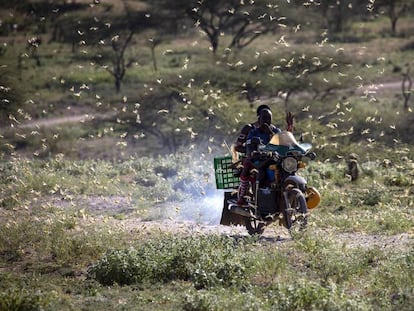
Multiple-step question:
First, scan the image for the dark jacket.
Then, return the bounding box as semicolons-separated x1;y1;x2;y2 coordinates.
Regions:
246;124;281;156
234;123;255;153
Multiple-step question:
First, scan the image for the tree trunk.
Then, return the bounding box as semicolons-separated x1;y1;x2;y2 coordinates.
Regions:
211;36;218;54
391;18;397;35
402;72;412;111
151;46;157;72
115;78;121;93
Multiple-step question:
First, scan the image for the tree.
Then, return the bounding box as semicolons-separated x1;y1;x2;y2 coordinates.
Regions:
90;1;153;92
94;28;135;93
303;0;367;36
143;0;282;54
147;37;162;72
375;0;413;35
125;88;206;153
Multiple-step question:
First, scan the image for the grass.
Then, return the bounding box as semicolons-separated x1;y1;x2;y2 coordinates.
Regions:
0;155;413;310
0;153;221;210
0;224;412;310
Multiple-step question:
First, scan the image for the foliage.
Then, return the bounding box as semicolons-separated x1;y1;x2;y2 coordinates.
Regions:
0;288;56;311
144;0;285;53
0;207;121;265
0;153;218;210
87;235;248;288
0;152;413;309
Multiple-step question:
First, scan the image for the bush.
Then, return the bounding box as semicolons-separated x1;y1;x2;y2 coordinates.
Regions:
0;289;55;311
182;292;213;311
267;280;366;311
87;235;249;288
367;249;414;310
384;174;412;187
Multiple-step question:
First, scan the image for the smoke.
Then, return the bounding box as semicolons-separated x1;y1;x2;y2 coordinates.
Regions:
175;192;224;225
146;145;231;225
148;192;225;225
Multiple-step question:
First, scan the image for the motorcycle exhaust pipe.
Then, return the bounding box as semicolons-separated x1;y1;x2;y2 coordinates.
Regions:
227;202;258;219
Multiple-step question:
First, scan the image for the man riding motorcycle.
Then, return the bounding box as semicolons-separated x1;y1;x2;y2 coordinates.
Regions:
237;108;281;205
217;108;320;235
233;104;272;154
235;109;295;205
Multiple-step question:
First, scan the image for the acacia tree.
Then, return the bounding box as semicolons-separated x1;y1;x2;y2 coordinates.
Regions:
142;0;282;54
375;0;413;35
89;1;154;93
94;28;135;93
301;0;368;35
126;89;210;153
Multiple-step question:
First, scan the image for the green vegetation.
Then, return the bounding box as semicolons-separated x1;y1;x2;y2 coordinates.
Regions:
0;0;413;310
0;155;413;310
87;235;249;288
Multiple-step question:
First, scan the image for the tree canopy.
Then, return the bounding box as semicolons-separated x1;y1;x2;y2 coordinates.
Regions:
143;0;285;53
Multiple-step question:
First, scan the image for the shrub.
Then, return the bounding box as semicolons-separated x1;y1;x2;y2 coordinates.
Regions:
359;189;383;206
182;292;214;311
87;235;249;288
267;280;366;311
367;249;414;310
0;289;55;311
294;230;383;285
384;174;412;187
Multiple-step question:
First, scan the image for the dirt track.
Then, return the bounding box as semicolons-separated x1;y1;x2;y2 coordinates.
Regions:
122;215;414;250
53;194;414;251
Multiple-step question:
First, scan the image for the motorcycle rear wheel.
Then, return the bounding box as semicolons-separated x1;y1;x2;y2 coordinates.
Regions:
284;188;308;231
245;218;266;236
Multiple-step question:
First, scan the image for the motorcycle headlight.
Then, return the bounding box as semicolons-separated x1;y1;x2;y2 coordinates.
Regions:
282;157;298;173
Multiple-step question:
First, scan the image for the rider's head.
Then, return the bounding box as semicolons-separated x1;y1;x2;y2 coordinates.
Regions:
256;104;271;117
258;108;272;127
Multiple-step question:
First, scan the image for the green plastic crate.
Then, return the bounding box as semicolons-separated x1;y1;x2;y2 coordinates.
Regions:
214;156;240;189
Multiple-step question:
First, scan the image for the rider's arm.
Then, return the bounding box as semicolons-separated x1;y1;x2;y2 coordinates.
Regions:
246;128;262;157
234;124;253;153
271;124;282;134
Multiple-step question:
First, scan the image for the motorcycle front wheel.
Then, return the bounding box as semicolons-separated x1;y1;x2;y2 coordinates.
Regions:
283;188;308;231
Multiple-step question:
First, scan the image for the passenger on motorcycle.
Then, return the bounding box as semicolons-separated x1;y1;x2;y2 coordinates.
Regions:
237;108;281;205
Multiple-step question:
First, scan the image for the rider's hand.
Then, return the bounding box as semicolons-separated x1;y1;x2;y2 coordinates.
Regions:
263;123;273;135
250;137;261;146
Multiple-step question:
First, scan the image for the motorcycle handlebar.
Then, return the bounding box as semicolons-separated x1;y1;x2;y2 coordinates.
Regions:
250;150;316;161
250;150;279;160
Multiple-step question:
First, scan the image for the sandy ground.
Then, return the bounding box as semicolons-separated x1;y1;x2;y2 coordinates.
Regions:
47;194;414;251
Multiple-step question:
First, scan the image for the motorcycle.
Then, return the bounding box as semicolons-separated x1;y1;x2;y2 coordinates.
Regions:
214;131;321;235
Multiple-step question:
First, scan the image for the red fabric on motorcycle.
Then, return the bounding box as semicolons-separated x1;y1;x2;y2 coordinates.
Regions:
237;177;250;205
286;112;294;132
